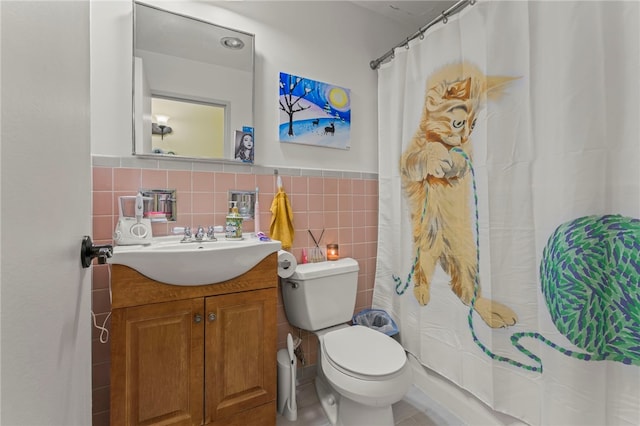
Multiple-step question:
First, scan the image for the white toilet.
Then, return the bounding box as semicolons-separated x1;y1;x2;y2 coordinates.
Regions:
281;258;410;426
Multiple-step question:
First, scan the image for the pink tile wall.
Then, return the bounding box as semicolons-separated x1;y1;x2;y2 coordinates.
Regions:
90;166;378;425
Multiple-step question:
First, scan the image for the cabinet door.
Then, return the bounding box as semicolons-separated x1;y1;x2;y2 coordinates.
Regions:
111;299;204;426
204;288;277;424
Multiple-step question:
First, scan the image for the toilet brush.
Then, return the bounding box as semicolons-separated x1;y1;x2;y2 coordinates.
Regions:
292;335;305;365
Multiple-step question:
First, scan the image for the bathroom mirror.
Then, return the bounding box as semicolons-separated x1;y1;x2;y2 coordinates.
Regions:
133;1;255;162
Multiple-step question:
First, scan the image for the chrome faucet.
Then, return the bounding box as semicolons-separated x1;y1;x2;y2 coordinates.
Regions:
175;225;218;243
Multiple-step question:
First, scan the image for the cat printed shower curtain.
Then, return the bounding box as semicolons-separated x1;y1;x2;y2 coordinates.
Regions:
373;1;640;425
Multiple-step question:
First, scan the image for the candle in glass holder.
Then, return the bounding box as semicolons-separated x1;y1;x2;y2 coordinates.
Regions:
326;244;339;261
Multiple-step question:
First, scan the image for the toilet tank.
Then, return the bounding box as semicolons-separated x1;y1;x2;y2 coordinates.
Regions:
281;258;359;331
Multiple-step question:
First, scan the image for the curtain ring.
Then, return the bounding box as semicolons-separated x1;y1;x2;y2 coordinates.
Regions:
441;11;448;24
470;0;476;5
404;38;410;50
391;52;395;60
419;31;425;40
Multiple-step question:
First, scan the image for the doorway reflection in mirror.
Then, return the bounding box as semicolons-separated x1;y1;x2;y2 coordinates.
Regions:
151;97;225;158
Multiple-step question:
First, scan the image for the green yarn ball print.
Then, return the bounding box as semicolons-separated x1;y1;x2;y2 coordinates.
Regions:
540;215;640;366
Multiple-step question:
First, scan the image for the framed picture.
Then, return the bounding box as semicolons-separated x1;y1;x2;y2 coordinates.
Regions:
279;72;351;150
234;128;254;163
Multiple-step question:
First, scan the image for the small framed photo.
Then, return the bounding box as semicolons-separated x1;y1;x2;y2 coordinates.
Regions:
234;128;254;163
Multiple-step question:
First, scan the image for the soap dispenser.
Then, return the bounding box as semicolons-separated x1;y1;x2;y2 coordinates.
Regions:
225;201;243;240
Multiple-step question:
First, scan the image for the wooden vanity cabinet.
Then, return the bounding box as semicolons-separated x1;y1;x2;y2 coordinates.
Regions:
110;254;278;426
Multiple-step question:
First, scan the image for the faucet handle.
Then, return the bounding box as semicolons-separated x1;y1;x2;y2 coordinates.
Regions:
207;226;217;240
172;226;193;240
195;225;205;240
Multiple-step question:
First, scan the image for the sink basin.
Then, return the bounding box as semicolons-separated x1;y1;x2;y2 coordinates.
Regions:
108;235;281;285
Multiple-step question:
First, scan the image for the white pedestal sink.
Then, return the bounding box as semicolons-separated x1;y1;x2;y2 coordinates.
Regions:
108;235;281;285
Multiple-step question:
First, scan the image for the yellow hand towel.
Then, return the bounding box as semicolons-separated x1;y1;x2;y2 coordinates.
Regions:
269;187;295;250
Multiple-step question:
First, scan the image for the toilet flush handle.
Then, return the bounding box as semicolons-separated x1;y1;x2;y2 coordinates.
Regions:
287;280;299;289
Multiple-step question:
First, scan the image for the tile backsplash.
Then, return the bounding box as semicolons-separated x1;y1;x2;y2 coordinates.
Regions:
90;156;379;426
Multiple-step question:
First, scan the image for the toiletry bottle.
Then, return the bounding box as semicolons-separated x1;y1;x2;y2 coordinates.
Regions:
225;201;243;240
301;248;308;264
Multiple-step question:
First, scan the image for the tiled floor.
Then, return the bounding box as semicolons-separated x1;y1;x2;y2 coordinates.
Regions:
276;380;464;426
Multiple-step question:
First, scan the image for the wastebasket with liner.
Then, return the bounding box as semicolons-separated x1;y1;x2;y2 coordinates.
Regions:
352;308;399;336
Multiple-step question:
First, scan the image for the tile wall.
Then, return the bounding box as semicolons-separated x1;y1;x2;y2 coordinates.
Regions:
90;156;379;426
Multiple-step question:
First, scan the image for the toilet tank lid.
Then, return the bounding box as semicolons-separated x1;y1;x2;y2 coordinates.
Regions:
290;258;359;280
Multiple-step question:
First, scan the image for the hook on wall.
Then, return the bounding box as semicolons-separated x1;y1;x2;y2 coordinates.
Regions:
273;169;283;190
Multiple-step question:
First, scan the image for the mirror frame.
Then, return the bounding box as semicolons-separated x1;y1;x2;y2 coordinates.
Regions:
131;1;256;164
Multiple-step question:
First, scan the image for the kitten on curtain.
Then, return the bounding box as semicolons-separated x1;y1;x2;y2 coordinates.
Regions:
400;62;518;328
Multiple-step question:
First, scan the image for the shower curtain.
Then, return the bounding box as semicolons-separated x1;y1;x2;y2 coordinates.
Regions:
374;1;640;425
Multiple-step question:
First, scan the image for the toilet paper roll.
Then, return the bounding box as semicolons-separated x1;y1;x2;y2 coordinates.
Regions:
277;250;297;278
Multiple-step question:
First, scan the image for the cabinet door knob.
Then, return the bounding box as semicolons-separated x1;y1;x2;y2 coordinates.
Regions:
208;313;217;322
194;314;202;324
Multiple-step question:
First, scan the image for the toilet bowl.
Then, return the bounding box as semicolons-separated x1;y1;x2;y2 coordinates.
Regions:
280;259;410;425
314;325;411;425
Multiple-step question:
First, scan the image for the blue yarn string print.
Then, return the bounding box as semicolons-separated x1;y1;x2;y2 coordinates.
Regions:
394;146;640;372
393;191;428;296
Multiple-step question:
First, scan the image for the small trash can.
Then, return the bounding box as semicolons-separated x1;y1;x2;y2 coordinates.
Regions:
352;308;399;336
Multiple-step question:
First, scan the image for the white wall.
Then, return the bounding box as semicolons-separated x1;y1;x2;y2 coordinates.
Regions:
91;0;133;157
91;1;409;173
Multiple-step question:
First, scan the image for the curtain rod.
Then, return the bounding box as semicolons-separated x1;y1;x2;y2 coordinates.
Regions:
369;0;475;70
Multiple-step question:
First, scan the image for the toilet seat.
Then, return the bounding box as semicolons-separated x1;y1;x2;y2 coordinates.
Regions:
322;325;406;380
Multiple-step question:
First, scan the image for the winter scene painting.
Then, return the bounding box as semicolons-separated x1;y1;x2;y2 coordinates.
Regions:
279;72;351;150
